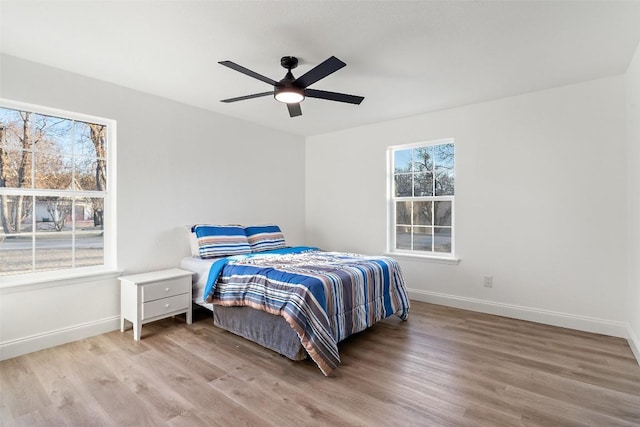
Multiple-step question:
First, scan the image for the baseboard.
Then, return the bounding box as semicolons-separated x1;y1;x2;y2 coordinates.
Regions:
628;324;640;367
0;316;121;361
408;288;629;338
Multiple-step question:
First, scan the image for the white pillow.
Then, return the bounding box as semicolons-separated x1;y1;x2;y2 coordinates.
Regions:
185;225;200;257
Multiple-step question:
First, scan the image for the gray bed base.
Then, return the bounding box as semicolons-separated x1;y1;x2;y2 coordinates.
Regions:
208;304;308;361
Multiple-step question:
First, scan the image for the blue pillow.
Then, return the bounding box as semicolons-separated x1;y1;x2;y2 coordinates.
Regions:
244;224;287;252
192;225;251;258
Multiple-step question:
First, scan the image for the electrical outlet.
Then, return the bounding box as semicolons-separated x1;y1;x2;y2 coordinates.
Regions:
483;276;493;288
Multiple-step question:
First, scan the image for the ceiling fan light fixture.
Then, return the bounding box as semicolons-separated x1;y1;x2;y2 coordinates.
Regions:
274;86;304;104
219;56;364;117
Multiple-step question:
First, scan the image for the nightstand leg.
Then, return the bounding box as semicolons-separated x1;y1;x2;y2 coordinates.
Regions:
187;308;192;325
120;316;125;333
134;323;141;341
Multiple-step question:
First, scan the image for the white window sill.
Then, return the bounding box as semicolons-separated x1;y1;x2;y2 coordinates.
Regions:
0;268;122;294
385;252;460;265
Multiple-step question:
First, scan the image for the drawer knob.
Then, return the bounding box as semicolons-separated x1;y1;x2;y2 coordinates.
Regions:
165;303;170;308
165;287;170;292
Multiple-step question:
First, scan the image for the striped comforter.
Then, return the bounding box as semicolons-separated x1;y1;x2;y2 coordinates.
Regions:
204;248;410;375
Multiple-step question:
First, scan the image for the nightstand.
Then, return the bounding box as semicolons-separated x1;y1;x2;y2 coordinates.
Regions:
120;268;193;340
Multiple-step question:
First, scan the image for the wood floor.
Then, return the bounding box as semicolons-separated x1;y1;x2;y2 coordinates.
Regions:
1;301;639;426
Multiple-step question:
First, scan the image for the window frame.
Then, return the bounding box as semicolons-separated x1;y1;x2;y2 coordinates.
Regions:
387;138;457;261
0;98;117;284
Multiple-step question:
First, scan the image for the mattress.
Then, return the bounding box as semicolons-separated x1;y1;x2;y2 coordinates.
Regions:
179;256;214;310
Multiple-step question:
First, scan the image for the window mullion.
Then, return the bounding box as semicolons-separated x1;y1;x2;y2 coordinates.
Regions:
71;197;75;268
30;141;35;191
432;201;438;253
31;195;36;272
71;121;75;268
0;188;105;198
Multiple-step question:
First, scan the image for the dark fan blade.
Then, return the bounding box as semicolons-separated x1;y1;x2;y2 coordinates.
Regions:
220;91;274;103
293;56;346;88
305;89;364;105
219;61;278;86
287;103;302;117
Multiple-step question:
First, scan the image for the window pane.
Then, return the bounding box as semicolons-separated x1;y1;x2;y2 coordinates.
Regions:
434;227;452;253
74;197;104;268
434;201;452;226
35;233;72;272
74;197;105;229
394;149;412;173
413;201;432;225
36;196;72;232
88;197;105;229
34;152;72;190
72;199;92;228
35;195;73;271
0;195;33;233
396;226;411;249
434;143;454;196
396;201;411;225
75;233;104;268
0;107;24;148
1;149;19;188
414;172;433;196
435;166;455;196
75;157;107;191
1;149;33;188
434;143;454;168
37;114;73;154
0;234;33;274
413;226;433;251
75;122;93;156
413;146;433;172
395;173;412;197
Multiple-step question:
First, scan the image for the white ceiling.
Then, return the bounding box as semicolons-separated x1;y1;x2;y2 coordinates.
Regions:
1;1;640;137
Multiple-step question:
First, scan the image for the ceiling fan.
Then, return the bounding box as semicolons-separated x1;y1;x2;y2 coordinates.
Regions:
219;56;364;117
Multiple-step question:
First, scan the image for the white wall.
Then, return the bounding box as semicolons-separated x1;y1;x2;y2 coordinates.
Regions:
306;76;629;337
0;54;305;359
626;42;640;362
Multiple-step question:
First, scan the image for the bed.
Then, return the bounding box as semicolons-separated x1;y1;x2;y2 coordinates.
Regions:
179;224;410;375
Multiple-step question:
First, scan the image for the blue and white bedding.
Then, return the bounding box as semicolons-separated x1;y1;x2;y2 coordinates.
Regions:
202;246;410;376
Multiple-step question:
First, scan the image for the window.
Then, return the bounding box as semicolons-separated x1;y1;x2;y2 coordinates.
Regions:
388;139;455;257
0;100;115;277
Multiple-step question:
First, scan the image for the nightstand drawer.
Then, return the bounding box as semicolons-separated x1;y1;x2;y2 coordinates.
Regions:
142;277;190;302
142;293;190;320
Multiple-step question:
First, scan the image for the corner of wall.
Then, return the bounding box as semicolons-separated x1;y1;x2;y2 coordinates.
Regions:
628;324;640;367
626;40;640;367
